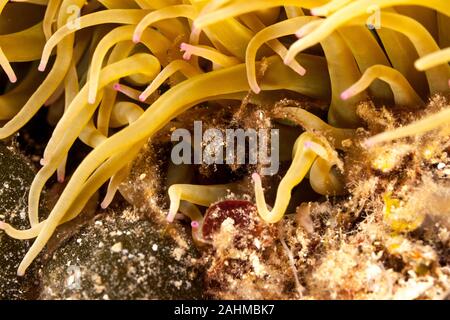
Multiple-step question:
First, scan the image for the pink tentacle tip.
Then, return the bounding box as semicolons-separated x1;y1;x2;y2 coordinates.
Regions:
100;200;109;210
180;42;188;51
362;138;375;149
113;83;121;91
297;67;307;77
295;28;306;38
252;86;261;94
304;141;313;149
38;62;46;72
0;221;5;230
40;158;47;166
57;174;65;183
251;172;261;183
340;90;351;100
138;94;147;102
17;270;24;277
180;43;192;60
166;210;176;223
191;221;200;229
87;96;96;105
132;33;141;44
9;74;17;83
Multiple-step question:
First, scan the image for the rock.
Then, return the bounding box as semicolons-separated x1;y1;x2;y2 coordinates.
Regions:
0;142;41;299
201;200;273;248
39;208;204;299
201;200;291;300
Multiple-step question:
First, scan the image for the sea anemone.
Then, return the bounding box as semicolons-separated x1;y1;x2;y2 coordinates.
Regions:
0;0;448;288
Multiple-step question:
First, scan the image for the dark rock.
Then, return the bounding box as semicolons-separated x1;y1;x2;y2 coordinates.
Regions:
39;209;204;299
0;142;41;299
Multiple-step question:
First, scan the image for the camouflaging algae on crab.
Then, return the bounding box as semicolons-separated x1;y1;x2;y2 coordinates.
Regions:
0;0;449;300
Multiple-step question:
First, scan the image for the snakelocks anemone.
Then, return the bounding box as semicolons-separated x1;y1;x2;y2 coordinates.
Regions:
0;0;449;295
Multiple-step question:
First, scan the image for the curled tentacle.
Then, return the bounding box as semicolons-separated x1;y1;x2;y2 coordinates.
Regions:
341;65;424;108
